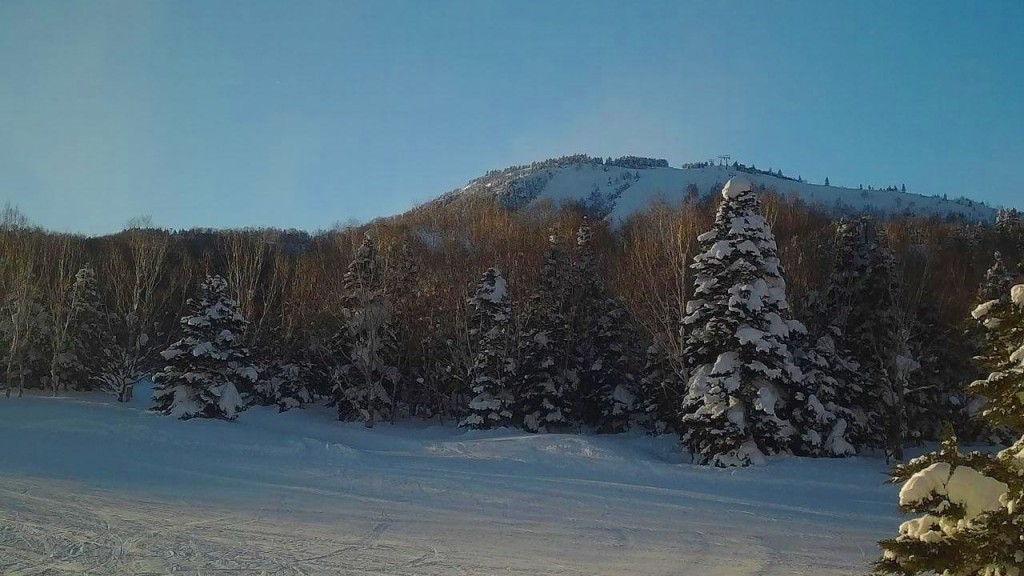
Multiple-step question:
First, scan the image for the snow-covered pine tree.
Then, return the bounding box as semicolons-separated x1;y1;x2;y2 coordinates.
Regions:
904;306;979;443
636;337;685;434
978;251;1017;303
586;305;641;432
789;330;863;457
519;234;572;433
461;267;516;429
818;217;875;332
875;284;1024;576
970;286;1024;432
848;242;915;458
151;275;256;419
995;208;1020;236
70;264;115;391
255;340;315;411
679;177;805;467
568;224;640;433
815;216;911;457
335;234;398;426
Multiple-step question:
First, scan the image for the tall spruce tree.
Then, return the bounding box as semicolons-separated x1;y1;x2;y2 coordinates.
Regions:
817;217;910;457
152;275;256;420
851;242;914;458
569;224;640;433
519;234;572;432
335;234;398;426
680;178;805;467
875;284;1024;575
461;267;516;429
71;264;116;391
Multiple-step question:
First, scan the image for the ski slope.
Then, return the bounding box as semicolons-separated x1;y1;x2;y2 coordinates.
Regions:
0;384;901;575
457;162;995;223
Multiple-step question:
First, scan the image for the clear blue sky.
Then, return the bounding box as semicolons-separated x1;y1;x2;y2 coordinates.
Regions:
1;0;1021;235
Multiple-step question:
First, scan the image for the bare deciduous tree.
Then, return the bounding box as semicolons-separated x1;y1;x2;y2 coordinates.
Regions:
41;236;84;395
101;226;171;402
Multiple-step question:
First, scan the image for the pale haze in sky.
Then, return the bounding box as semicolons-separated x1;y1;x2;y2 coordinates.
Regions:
0;0;1021;235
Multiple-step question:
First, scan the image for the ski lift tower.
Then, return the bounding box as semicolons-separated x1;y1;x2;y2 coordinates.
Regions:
718;155;731;167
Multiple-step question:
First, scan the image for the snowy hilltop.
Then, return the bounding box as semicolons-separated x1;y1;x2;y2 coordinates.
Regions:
442;156;995;223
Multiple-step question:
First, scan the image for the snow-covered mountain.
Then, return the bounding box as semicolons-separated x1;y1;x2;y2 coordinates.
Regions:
440;156;996;223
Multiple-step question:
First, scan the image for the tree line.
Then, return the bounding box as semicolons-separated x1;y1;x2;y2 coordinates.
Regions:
1;184;1021;463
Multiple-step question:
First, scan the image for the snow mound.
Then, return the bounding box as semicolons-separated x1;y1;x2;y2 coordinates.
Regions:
900;462;1008;523
900;462;951;505
945;466;1007;520
722;177;753;199
1012;284;1024;307
971;300;998;319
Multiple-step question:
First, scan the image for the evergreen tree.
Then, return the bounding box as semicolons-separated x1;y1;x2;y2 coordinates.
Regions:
335;235;398;426
519;234;572;432
70;264;116;391
585;305;641;432
978;251;1016;303
817;217;910;457
461;267;516;429
817;217;875;331
970;286;1024;431
905;306;979;442
152;275;256;420
875;284;1024;576
680;178;805;466
636;337;685;434
789;330;862;456
568;224;640;433
849;243;914;458
254;335;315;411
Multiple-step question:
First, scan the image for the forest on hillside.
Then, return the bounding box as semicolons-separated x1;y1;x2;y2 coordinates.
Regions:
1;183;1022;463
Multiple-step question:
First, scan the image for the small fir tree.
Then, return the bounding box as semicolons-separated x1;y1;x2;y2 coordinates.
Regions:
253;335;315;412
152;275;256;419
519;234;572;432
461;267;516;429
978;251;1016;303
636;338;685;434
789;330;862;456
335;235;398;426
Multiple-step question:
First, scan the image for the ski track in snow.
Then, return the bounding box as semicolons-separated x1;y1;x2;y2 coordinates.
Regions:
0;386;899;575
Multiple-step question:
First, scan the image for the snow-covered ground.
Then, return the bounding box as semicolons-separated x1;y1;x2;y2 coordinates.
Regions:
0;383;901;575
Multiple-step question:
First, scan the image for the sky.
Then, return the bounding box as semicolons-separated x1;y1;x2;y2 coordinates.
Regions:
0;0;1021;235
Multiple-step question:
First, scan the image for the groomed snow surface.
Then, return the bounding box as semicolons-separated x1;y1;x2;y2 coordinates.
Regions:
0;383;900;575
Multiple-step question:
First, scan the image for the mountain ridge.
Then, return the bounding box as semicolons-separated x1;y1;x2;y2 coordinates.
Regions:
427;155;996;223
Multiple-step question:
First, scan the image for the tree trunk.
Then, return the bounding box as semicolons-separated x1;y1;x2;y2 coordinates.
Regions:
50;357;59;397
